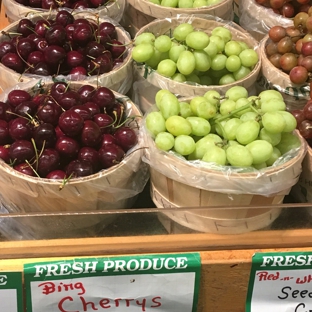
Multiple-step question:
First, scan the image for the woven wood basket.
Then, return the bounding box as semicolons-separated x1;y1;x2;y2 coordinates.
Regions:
0;80;148;238
144;128;306;234
134;15;261;98
3;0;125;23
259;35;310;111
0;12;133;94
239;0;293;41
121;0;233;37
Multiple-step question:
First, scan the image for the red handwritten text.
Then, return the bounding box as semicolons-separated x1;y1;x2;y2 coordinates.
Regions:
256;271;280;281
297;274;312;284
38;281;86;295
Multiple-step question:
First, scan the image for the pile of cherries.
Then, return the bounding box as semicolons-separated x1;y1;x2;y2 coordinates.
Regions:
0;9;127;77
15;0;112;10
0;80;139;180
255;0;312;18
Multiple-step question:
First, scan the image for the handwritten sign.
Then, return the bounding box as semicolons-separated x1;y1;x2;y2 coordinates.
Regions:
24;253;201;312
0;272;23;312
246;251;312;311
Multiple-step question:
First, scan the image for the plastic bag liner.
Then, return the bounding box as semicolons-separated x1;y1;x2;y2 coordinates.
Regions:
142;106;307;197
0;11;133;95
238;0;293;41
257;35;310;111
0;78;149;213
133;14;261;97
3;0;126;23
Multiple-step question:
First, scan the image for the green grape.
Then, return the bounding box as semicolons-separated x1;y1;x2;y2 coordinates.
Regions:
235;97;252;116
237;41;249;50
166;115;192;136
204;90;221;106
209;35;225;53
146;111;166;137
157;59;177;77
246;140;273;165
226;140;240;147
220;99;236;116
278;111;297;132
225;86;248;101
169;44;186;62
260;98;286;113
179;101;194;118
203;42;218;58
185;73;201;84
253;162;267;170
190;96;207;114
226;145;253;167
262;111;286;134
188;134;222;160
177;50;196;75
172;73;187;82
155;132;175;151
240;111;259;122
174;135;196;156
186;116;211;136
150;0;160;3
224;40;243;56
233;66;251;80
258;90;283;103
193;50;211;72
211;26;232;43
154;35;172;53
219;74;235;85
235;120;260;145
161;0;179;6
258;128;281;146
155;89;173;109
178;0;193;7
196;99;218;119
215;119;228;137
145;49;162;69
225;55;241;72
211;54;227;71
173;23;194;41
132;43;155;63
266;147;282;166
207;0;221;4
202;145;227;165
239;49;259;67
134;33;156;45
159;93;180;119
248;95;261;109
185;31;210;50
275;132;301;155
208;67;229;79
223;118;242;140
193;0;207;6
200;75;213;85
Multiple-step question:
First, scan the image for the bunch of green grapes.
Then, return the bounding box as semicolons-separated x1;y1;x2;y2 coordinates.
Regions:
132;23;259;86
148;0;222;9
145;86;301;169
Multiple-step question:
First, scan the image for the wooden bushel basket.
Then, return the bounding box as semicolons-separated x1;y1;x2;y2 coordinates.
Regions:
2;0;126;23
0;12;133;94
134;15;261;98
259;35;310;111
0;81;147;238
144;131;306;234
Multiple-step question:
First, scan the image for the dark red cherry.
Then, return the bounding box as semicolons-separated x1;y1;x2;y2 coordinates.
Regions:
72;23;94;46
50;81;69;102
114;126;137;152
0;41;15;60
81;120;102;147
43;45;66;66
93;51;113;74
7;89;32;107
85;41;106;58
0;120;10;145
15;100;37;117
66;159;94;177
76;85;96;103
58;90;81;110
37;148;60;178
16;19;35;37
109;39;126;59
0;145;10;163
33;37;49;52
69;66;87;76
100;133;116;147
46;169;66;179
98;22;117;40
91;86;115;110
0;102;13;121
55;136;80;159
45;24;67;46
98;143;125;169
36;100;63;126
1;53;25;73
34;19;51;37
16;38;36;60
41;0;57;9
31;62;51;76
33;123;57;149
29;0;42;6
78;146;100;171
27;51;45;67
71;0;89;9
9;117;33;141
69;105;92;120
55;10;75;27
9;140;35;164
66;50;85;68
14;162;35;176
58;110;84;137
93;113;114;134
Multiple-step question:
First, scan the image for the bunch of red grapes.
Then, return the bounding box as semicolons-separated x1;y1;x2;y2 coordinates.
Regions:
15;0;112;11
266;10;312;84
0;9;127;78
0;81;139;180
256;0;312;18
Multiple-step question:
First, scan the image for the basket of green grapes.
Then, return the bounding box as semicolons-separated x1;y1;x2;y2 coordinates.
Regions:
142;86;307;234
131;15;261;109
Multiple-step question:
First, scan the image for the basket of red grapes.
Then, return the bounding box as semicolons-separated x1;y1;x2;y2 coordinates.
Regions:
0;9;133;94
2;0;125;23
0;78;148;221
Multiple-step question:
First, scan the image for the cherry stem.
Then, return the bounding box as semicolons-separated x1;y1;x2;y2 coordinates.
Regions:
59;173;73;191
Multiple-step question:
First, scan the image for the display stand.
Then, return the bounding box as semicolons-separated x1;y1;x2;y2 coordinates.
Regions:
1;5;312;311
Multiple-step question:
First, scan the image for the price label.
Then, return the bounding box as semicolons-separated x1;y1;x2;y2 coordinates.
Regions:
24;253;201;312
246;251;312;311
0;272;23;312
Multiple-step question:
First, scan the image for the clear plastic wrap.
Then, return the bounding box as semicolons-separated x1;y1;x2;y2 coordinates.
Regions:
3;0;126;23
0;11;133;94
238;0;293;41
133;14;261;98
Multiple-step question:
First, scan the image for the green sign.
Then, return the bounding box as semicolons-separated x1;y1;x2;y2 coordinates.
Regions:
246;251;312;311
24;253;201;312
0;271;23;312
